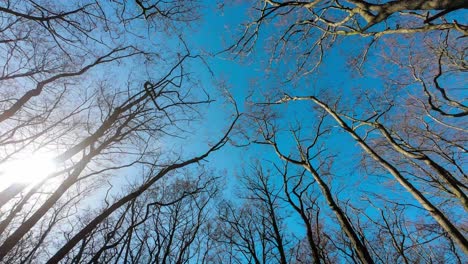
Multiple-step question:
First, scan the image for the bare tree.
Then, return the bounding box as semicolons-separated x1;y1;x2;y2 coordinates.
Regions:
229;0;467;77
252;111;375;263
241;162;289;264
62;171;219;264
227;2;467;258
0;0;240;262
1;1;465;262
270;93;467;254
213;162;292;264
276;161;336;264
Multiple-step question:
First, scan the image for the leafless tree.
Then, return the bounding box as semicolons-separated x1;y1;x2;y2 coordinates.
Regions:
275;161;337;264
229;0;467;77
227;2;467;258
0;0;240;262
58;171;219;264
212;162;293;264
268;93;467;254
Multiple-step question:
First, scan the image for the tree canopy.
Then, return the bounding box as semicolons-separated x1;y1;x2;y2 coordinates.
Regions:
0;1;466;263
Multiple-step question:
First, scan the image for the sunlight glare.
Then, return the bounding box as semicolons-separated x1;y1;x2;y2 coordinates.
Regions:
0;150;57;190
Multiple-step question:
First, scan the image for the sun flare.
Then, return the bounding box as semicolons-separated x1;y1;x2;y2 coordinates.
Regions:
0;151;57;190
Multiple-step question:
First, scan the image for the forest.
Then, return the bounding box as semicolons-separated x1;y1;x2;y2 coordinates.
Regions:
0;0;466;263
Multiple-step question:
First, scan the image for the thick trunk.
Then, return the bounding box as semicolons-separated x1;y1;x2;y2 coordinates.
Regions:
271;128;374;263
44;116;238;263
374;123;468;211
0;123;122;260
0;161;87;260
362;0;468;29
305;96;468;254
46;164;194;263
376;0;468;12
0;183;26;208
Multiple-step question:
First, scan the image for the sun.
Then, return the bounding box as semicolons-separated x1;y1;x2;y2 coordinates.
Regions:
0;150;57;191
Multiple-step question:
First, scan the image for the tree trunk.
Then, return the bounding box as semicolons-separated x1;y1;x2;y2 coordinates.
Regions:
304;96;468;254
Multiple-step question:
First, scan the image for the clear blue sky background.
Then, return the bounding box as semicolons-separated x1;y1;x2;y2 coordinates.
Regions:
174;1;423;229
181;1;384;194
101;2;463;244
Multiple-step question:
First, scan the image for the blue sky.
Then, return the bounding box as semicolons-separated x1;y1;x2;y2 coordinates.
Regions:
176;2;468;237
183;1;378;190
0;1;465;262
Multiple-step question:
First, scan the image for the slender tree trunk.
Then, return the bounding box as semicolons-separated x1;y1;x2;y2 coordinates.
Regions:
283;180;322;263
295;95;468;254
44;117;238;263
265;194;288;264
304;163;375;264
0;159;89;260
